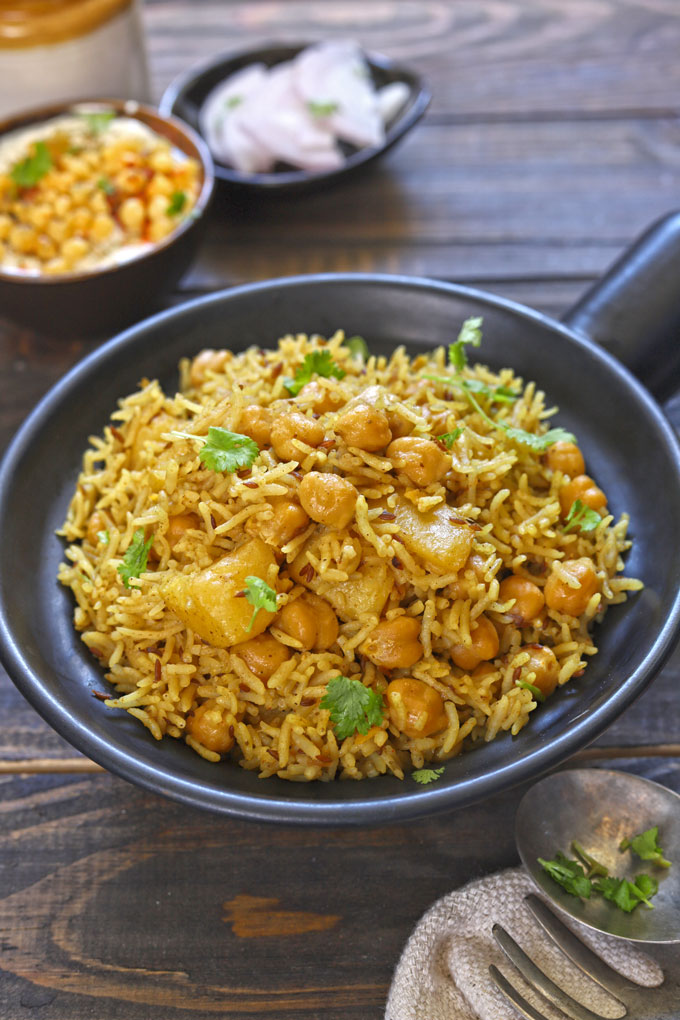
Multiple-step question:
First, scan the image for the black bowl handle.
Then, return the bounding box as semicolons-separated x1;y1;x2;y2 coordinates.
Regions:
562;211;680;404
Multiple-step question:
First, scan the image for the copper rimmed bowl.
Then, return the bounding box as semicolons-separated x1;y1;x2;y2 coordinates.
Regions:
0;98;214;335
1;214;680;822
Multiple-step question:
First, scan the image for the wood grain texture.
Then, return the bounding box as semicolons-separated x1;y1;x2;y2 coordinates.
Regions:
1;759;678;1020
1;1;680;1016
142;0;680;118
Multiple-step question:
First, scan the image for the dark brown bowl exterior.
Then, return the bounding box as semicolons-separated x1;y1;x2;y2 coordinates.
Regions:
0;100;214;335
159;43;431;194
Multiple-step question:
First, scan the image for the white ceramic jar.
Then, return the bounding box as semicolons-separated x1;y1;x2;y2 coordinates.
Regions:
0;0;151;119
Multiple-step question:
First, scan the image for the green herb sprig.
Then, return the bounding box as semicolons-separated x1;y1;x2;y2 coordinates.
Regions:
11;141;52;189
243;576;277;632
167;190;187;216
117;528;153;588
308;100;339;117
320;675;385;740
412;767;445;785
620;826;671;868
283;349;346;396
437;428;464;448
80;110;116;135
169;426;260;473
344;335;370;360
563;499;601;534
423;318;575;451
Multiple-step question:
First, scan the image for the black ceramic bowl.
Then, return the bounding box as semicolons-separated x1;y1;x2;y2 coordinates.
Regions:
159;43;430;193
0;99;214;335
2;215;680;825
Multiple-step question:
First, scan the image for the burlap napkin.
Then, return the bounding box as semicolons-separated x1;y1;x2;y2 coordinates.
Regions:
386;867;663;1020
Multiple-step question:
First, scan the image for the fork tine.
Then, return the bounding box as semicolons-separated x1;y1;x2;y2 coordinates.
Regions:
489;963;552;1020
492;923;614;1020
526;894;637;1000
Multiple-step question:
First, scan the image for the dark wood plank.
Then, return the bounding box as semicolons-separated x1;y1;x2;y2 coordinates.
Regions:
142;0;680;119
0;757;678;1019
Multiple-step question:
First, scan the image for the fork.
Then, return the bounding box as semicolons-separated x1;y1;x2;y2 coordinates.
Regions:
489;894;680;1020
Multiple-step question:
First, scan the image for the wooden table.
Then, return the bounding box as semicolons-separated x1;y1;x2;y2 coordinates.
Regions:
1;2;679;1017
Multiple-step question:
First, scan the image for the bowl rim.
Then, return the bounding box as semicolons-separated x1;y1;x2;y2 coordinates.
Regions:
2;272;680;824
0;97;215;285
158;41;431;189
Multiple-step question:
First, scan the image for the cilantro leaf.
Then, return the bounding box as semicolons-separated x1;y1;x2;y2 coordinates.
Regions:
437;427;464;448
563;498;602;534
516;679;545;702
620;826;671;868
503;425;577;451
167;190;187;216
308;100;339;117
449;316;483;371
284;349;346;396
538;853;592;898
117;528;153;588
594;873;658;911
571;840;609;878
423;320;573;451
412;767;445;785
244;576;277;632
226;95;243;109
320;675;385;740
97;529;110;545
344;335;370;360
98;176;115;196
11;141;52;189
170;427;260;473
80;110;116;135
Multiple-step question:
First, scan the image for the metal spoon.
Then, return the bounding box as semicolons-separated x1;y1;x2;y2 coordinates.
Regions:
515;768;680;943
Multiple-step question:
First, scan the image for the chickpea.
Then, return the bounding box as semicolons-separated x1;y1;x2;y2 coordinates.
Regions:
544;558;600;617
385;408;413;439
147;173;173;197
545;441;585;478
246;497;309;546
276;593;338;651
166;512;200;550
118;197;146;232
46;218;68;244
69;208;92;234
35;234;57;261
90;214;115;241
518;644;559;698
270;411;325;462
386;677;447;738
450;614;499;671
296;380;346;414
498;575;545;625
335;404;392;452
61;236;89;265
238;405;273;447
186;699;234;753
387;436;450;487
299;471;358;529
232;632;290;680
9;223;37;255
149;149;174;174
148;217;174;243
448;552;488;599
559;475;607;516
148;193;171;220
85;510;110;546
0;213;11;240
189;348;230;387
360;616;423;671
471;662;498;683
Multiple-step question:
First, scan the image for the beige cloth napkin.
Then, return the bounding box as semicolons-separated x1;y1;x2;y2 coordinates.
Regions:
386;867;663;1020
